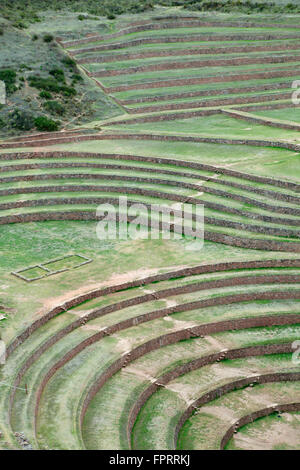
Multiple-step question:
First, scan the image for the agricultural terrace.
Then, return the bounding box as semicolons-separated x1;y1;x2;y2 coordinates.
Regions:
1;7;300;451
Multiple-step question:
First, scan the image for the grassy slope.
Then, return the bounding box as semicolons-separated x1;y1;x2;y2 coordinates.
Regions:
1;7;300;451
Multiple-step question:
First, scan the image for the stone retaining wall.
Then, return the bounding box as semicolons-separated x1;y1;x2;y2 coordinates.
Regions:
0;161;207;179
1;194;299;238
104;109;221;124
119;82;291;104
78;43;300;64
1;150;299;192
78;312;300;428
125;92;291;114
12;278;300;424
237;101;295;113
105;66;300;92
220;402;300;449
17;132;299;154
90;56;300;78
222;109;300;132
2;182;300;223
6;129;88;143
174;370;300;449
128;343;298;448
70;33;300;54
61;21;300;48
2;211;300;250
1;169;299;211
7;259;300;358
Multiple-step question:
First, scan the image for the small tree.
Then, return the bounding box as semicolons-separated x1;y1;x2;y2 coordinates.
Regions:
34;116;60;132
10;109;35;131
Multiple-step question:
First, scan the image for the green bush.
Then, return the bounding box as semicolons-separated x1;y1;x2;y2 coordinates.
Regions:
28;75;61;93
0;117;6;129
78;14;87;20
39;90;52;99
32;34;38;40
19;64;32;71
10;109;35;131
60;85;76;97
43;100;65;115
43;34;53;43
49;68;65;82
34;116;60;132
71;73;83;82
0;29;3;36
29;75;77;97
13;21;27;28
0;69;17;95
62;57;76;70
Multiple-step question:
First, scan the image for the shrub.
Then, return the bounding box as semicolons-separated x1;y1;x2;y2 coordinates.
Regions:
10;109;35;131
19;64;32;71
71;73;83;82
0;117;5;129
34;116;60;132
49;68;65;82
0;29;3;36
13;21;27;29
0;69;17;95
60;85;76;97
29;75;77;97
43;34;53;43
62;57;76;70
32;34;38;40
28;75;60;93
39;90;52;99
43;100;65;115
78;14;87;20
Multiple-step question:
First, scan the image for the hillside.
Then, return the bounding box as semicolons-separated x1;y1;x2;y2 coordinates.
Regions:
0;2;300;452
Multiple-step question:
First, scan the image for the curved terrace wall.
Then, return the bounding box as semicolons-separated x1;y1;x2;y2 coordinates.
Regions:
1;195;299;239
175;373;300;449
128;345;299;448
2;184;300;224
221;109;300;132
8;266;300;441
61;21;300;48
78;44;300;64
12;277;300;417
70;33;300;54
1;165;299;205
119;82;291;104
1;151;299;192
220;403;300;449
2;133;300;154
7;259;300;358
90;56;300;78
1;211;300;251
78;311;300;430
104;67;300;92
124;92;292;114
1;190;299;227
